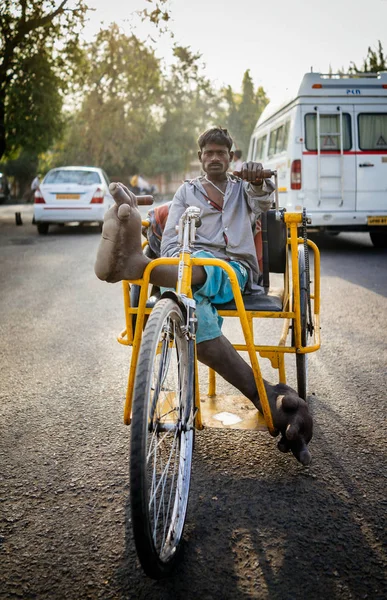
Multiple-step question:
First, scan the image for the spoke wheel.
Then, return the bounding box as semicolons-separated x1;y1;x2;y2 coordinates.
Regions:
130;298;194;579
292;246;309;400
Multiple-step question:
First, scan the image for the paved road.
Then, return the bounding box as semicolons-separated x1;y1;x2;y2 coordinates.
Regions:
1;214;386;599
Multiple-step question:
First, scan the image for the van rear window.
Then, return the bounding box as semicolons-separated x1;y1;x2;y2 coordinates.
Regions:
305;113;352;151
358;114;387;150
254;135;267;160
268;121;290;157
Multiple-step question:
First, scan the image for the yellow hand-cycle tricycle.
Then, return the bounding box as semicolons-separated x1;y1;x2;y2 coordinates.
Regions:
117;171;321;578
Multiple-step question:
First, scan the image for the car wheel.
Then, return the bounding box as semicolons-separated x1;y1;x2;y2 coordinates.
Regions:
37;223;49;235
98;222;103;233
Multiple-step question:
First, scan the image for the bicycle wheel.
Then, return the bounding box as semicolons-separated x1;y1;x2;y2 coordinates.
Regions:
130;298;195;579
292;246;308;400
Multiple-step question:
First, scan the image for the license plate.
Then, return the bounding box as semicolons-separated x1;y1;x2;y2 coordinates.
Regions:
56;194;80;200
367;216;387;225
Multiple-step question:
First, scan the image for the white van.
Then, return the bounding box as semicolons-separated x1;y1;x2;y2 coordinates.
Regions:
247;71;387;247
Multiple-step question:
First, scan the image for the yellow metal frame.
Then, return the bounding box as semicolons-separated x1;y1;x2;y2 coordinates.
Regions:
117;212;321;435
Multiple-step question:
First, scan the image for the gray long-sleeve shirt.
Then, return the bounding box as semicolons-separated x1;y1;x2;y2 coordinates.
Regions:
160;176;275;290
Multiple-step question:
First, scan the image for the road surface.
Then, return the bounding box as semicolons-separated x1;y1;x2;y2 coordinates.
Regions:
1;212;386;599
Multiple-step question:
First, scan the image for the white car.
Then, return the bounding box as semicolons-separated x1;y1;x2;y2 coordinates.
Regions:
34;166;114;235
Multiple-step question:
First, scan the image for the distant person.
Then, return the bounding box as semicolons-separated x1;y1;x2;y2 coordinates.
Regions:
30;175;40;202
130;174;152;195
232;149;243;172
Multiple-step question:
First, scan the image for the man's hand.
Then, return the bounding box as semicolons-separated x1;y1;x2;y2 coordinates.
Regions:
240;161;264;185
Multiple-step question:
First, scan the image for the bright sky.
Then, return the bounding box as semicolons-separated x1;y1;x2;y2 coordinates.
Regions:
82;0;387;105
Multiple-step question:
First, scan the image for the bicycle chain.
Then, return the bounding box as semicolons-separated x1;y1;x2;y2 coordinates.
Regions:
302;208;314;336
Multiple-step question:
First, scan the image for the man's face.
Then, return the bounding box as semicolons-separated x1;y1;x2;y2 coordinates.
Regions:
198;143;233;176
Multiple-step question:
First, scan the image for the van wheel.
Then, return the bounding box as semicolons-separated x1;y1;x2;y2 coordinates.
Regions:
370;232;387;249
37;223;49;235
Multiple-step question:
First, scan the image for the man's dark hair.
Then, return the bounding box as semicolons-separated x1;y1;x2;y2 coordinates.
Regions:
234;149;242;159
197;127;233;151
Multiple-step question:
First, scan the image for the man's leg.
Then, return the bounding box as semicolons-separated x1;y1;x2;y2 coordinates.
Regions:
197;335;313;466
94;182;206;287
95;182;313;465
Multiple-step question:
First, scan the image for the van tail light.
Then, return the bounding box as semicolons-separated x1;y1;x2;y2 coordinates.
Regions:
90;188;104;204
291;159;302;190
34;189;45;203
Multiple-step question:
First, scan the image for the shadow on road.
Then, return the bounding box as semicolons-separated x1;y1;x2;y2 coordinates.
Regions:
116;427;386;600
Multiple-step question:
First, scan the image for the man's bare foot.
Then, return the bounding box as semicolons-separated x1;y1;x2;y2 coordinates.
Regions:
196;336;313;466
94;183;150;283
265;382;313;466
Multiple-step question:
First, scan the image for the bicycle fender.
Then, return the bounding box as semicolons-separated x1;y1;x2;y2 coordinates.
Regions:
159;290;189;320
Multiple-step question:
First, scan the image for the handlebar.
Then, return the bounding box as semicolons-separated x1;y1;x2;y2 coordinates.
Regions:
233;169;275;181
136;195;154;205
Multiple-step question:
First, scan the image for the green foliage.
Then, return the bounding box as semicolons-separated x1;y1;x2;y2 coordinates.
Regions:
139;0;171;28
217;70;269;156
54;24;162;175
0;0;89;160
54;32;219;179
348;40;387;73
147;46;218;176
2;150;38;184
1;2;271;185
6;48;64;156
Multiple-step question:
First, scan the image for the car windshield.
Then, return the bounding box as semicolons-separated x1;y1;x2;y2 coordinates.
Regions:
44;170;101;185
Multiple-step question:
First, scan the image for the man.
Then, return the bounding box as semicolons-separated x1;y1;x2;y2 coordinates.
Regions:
95;127;313;466
231;149;243;172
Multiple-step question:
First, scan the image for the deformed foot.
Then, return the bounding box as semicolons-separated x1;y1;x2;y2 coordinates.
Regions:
197;336;313;466
94;183;150;283
265;382;313;466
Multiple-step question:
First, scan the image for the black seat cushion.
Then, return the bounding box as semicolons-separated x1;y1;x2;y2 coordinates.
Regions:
145;289;283;312
214;290;283;312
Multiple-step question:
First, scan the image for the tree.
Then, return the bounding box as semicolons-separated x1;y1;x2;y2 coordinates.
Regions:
147;45;218;177
218;70;269;156
0;0;88;161
56;24;162;175
349;40;387;74
55;33;219;180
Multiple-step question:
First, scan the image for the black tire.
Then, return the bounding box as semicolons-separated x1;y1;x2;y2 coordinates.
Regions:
370;231;387;249
292;246;308;400
130;298;195;579
37;223;49;235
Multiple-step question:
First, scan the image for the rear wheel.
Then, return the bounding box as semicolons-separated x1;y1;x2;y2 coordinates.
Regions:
37;223;49;235
292;246;309;400
370;231;387;249
130;298;195;579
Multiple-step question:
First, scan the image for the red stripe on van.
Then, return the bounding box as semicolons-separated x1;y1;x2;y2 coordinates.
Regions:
303;150;387;155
